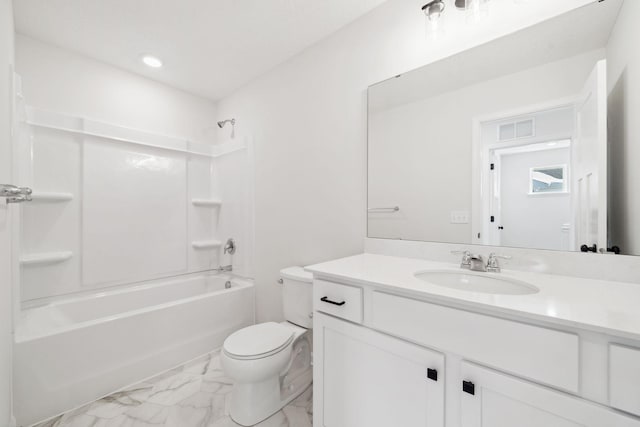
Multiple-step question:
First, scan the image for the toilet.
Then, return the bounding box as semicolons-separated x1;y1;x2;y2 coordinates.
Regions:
221;266;313;426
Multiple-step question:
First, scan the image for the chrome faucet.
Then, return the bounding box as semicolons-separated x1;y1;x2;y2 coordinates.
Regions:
454;250;511;273
486;253;511;273
469;254;486;272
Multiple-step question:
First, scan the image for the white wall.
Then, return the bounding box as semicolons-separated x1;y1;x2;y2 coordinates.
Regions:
15;35;218;144
607;0;640;255
217;0;595;323
0;0;14;424
368;51;601;243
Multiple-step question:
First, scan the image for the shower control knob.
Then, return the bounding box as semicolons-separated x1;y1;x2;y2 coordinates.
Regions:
224;238;236;255
0;184;33;203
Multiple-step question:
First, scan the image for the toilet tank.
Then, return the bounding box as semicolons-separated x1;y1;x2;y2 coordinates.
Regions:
280;266;313;329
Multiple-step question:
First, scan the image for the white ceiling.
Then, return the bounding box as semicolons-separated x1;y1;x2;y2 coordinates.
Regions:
13;0;388;101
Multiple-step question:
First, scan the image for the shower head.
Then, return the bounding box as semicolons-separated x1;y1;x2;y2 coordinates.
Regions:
217;118;236;139
217;118;236;128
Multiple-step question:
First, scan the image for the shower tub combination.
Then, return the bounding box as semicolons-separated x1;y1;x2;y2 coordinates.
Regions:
13;272;254;426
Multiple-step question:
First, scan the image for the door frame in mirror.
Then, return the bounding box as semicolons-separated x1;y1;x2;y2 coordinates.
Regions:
471;96;577;248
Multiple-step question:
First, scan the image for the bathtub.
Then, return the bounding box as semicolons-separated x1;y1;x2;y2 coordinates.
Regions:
13;272;254;426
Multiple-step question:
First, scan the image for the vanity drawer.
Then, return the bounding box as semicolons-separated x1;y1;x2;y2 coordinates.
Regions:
371;291;579;392
610;344;640;416
313;279;363;324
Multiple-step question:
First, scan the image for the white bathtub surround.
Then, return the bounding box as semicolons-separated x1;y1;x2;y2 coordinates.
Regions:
31;350;313;427
14;274;255;426
15;102;254;301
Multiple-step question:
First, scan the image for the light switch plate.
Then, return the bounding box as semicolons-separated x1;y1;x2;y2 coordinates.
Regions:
451;211;470;224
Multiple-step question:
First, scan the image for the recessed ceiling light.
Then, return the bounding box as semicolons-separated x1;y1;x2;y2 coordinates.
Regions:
142;55;163;68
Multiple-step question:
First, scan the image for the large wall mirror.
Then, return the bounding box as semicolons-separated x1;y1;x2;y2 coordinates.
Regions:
368;0;639;255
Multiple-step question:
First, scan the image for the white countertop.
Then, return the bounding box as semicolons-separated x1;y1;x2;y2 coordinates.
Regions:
306;253;640;341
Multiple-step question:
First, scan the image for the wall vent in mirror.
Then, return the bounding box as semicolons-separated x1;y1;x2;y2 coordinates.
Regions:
498;118;535;141
368;0;632;255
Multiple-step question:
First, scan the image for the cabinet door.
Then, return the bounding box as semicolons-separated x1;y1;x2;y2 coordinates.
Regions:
461;362;640;427
314;312;444;427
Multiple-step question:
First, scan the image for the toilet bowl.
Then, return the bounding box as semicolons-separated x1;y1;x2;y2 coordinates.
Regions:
221;267;313;426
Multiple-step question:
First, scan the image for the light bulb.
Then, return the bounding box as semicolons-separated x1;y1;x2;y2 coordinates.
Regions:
141;55;163;68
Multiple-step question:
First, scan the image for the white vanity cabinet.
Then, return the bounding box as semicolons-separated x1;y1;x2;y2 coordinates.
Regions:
312;278;640;427
314;312;445;427
610;344;640;416
460;362;640;427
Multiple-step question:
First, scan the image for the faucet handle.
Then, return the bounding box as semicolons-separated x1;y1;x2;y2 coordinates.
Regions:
451;250;472;269
486;253;511;272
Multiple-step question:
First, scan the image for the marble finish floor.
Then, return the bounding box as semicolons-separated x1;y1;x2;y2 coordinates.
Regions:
32;350;313;427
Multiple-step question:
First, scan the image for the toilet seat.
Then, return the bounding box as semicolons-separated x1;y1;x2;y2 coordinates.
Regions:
223;322;294;360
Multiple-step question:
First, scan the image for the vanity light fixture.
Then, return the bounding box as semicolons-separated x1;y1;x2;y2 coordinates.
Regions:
422;0;491;28
141;55;163;68
422;0;446;22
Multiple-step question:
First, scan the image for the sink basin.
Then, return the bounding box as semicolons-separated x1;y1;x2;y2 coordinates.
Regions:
414;270;539;295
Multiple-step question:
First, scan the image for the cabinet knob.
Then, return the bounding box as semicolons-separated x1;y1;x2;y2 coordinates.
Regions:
463;380;475;395
427;368;438;382
580;244;597;253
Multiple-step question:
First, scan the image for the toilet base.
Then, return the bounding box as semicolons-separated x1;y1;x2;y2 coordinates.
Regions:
227;329;312;426
229;368;312;426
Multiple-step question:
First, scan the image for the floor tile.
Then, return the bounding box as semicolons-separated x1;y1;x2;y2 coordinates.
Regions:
31;351;312;427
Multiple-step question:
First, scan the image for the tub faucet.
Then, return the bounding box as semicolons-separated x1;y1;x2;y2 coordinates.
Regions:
218;265;233;272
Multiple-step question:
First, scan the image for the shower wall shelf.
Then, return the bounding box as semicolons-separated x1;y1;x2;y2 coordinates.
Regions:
20;251;73;266
192;241;222;250
192;199;222;207
30;192;74;203
25;107;247;158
